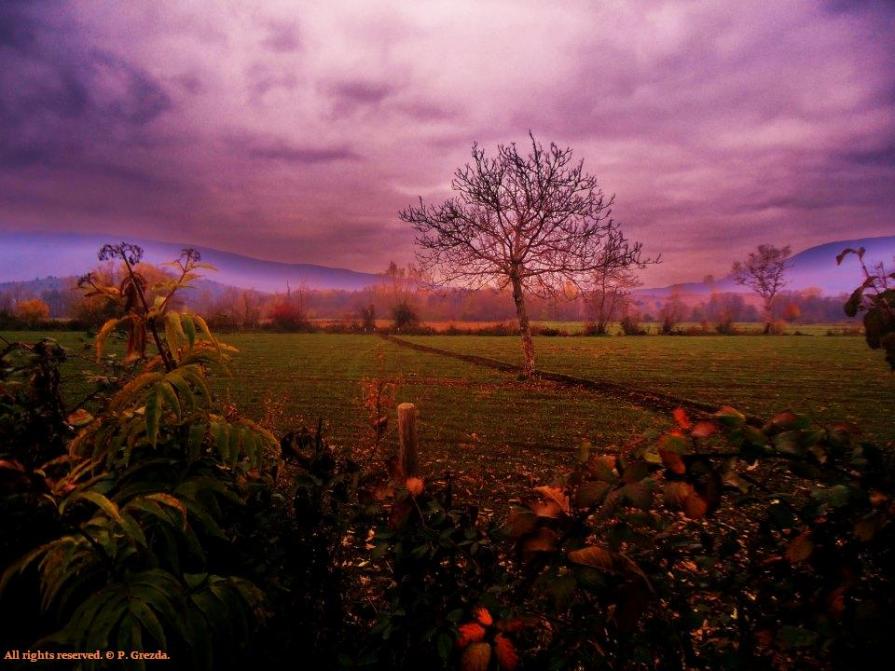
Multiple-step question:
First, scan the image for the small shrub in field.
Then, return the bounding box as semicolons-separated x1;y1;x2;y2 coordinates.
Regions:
620;313;646;335
716;317;738;334
768;319;787;334
361;376;399;453
268;299;313;331
359;303;377;332
391;300;419;331
532;325;567;337
583;321;608;335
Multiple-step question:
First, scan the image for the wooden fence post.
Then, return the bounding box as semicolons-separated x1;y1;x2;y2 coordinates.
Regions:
397;402;419;477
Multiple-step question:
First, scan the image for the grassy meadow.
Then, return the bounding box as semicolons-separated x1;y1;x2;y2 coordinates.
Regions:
401;333;894;439
5;328;892;474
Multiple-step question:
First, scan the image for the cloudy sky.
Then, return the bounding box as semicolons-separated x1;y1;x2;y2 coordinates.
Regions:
1;0;893;284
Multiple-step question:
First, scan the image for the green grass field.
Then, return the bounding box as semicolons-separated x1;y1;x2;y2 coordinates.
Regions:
3;331;666;494
4;329;892;491
402;333;894;440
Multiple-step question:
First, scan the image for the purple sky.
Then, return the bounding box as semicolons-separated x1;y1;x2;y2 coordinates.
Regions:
1;1;893;284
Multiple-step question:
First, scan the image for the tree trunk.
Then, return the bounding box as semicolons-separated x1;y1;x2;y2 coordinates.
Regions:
510;273;535;377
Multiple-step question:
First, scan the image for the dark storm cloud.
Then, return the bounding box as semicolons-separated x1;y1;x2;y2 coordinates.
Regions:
326;79;397;118
239;137;359;164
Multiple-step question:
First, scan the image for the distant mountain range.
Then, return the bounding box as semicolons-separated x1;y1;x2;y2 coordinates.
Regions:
0;231;892;297
0;232;380;292
635;235;895;299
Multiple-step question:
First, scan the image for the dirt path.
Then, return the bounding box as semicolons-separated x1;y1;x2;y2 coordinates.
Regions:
383;334;762;424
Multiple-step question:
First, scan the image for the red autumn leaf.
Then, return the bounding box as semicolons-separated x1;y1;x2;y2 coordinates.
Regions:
461;642;492;671
405;477;424;497
496;616;538;633
683;491;709;519
854;515;880;542
0;459;25;473
529;498;563;518
503;508;538;537
663;481;694;508
494;634;519;670
568;545;615;572
690;421;717;439
532;485;570;515
785;531;814;564
66;408;94;427
474;607;493;627
659;448;686;475
456;622;486;648
673;407;692;429
827;586;846;618
521;527;559;555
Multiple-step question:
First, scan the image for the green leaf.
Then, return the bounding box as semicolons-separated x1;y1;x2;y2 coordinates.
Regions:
70;491;125;525
811;484;851;509
156;380;182;421
182;313;197;348
145;386;162;448
145;493;189;530
714;405;746;427
778;625;819;649
130;599;167;648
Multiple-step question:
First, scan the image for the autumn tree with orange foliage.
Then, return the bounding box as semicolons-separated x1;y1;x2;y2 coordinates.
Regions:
13;298;50;327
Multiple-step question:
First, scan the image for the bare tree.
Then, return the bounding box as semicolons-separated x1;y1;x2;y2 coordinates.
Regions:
659;290;687;335
732;244;792;334
586;266;641;334
400;133;652;376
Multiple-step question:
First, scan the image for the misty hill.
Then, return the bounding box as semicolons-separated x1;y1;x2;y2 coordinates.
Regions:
0;232;381;292
1;231;892;300
636;235;895;299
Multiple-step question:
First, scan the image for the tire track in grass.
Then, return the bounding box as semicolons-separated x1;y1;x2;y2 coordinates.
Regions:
383;334;762;424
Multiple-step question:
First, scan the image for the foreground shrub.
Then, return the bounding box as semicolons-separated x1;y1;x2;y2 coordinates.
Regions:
1;245;277;670
839;246;895;369
492;407;894;668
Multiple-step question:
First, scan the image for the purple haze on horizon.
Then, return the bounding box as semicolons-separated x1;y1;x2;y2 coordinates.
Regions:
1;1;894;286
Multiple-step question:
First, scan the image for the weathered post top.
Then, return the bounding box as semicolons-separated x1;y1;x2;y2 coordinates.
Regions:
397;402;418;478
